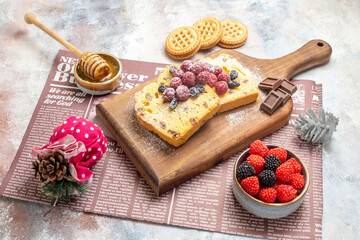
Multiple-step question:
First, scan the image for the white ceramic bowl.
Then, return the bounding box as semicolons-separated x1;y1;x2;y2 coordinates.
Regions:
232;145;310;219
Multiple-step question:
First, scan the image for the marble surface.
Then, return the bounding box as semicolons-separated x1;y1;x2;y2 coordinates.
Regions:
0;0;359;239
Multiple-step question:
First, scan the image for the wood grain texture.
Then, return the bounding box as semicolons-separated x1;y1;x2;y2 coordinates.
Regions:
96;39;332;195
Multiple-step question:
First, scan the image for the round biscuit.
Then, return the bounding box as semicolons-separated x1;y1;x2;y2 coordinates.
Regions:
219;20;248;46
193;17;223;50
166;26;201;56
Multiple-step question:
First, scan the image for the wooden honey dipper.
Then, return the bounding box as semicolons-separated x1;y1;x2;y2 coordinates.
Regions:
24;13;110;81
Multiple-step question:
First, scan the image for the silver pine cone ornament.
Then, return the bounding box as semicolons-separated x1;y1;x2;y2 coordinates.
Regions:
293;108;339;144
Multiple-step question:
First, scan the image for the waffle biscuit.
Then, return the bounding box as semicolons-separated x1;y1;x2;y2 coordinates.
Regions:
218;20;248;48
135;82;220;147
193;17;223;50
166;26;201;59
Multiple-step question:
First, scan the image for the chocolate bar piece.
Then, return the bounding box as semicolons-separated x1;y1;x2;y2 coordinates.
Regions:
279;79;297;95
274;88;291;105
260;90;283;115
258;77;283;91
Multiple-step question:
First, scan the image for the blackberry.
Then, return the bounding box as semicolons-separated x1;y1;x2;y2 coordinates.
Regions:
169;66;178;74
189;87;200;98
236;161;255;180
169;98;179;110
264;155;281;172
195;84;205;93
228;81;240;89
230;70;238;80
258;170;276;187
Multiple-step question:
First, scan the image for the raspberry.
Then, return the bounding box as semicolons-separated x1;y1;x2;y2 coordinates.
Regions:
267;148;287;163
230;70;239;80
207;63;214;74
170;77;182;89
273;179;285;190
284;158;302;173
196;71;210;85
215;81;228;95
241;176;260;196
236;161;255;180
175;85;190;101
277;184;297;203
180;60;193;72
213;66;223;76
264;155;281;172
258;170;276;187
182;72;196;87
207;73;218;88
169;66;178;74
217;72;231;82
290;173;305;190
191;62;207;75
246;155;266;174
249;140;269;158
259;187;277;203
172;69;184;79
275;163;295;182
163;87;175;102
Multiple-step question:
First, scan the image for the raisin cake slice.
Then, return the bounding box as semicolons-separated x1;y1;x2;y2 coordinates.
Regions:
157;54;259;113
134;82;220;147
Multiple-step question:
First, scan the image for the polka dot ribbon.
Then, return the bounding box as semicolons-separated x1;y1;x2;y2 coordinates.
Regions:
31;116;108;181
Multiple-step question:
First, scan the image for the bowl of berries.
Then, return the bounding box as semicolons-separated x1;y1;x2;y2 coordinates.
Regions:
232;140;310;219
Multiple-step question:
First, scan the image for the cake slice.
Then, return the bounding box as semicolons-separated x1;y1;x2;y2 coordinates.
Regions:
134;82;220;147
156;53;259;113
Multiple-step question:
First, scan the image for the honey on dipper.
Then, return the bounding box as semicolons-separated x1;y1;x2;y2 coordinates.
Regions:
24;13;123;94
77;53;119;83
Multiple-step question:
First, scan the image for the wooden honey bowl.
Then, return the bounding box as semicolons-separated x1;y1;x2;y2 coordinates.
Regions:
74;52;123;95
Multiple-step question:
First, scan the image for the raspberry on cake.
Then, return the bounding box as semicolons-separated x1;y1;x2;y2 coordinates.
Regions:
156;53;259;113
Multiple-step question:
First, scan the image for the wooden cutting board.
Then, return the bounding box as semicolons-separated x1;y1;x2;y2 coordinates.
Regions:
97;39;332;196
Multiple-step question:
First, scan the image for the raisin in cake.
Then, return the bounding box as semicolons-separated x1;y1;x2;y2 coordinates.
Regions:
134;82;220;147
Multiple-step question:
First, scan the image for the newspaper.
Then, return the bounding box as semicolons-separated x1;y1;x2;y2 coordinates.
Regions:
0;50;323;239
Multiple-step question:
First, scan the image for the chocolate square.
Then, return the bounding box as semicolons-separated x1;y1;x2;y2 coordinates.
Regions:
260;90;283;115
274;88;291;105
258;77;283;91
279;79;297;95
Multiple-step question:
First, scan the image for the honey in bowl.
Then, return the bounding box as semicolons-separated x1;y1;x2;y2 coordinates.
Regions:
74;52;123;95
76;53;120;83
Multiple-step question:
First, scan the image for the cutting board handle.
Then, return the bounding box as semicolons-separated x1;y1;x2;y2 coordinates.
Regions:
265;39;332;79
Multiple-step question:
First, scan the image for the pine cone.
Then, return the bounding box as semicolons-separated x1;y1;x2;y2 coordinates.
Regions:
293;108;339;143
32;152;68;182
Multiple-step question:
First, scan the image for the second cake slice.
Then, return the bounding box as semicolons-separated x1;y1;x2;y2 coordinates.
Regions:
134;82;220;147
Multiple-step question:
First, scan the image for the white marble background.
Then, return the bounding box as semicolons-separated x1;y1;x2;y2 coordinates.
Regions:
0;0;359;239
